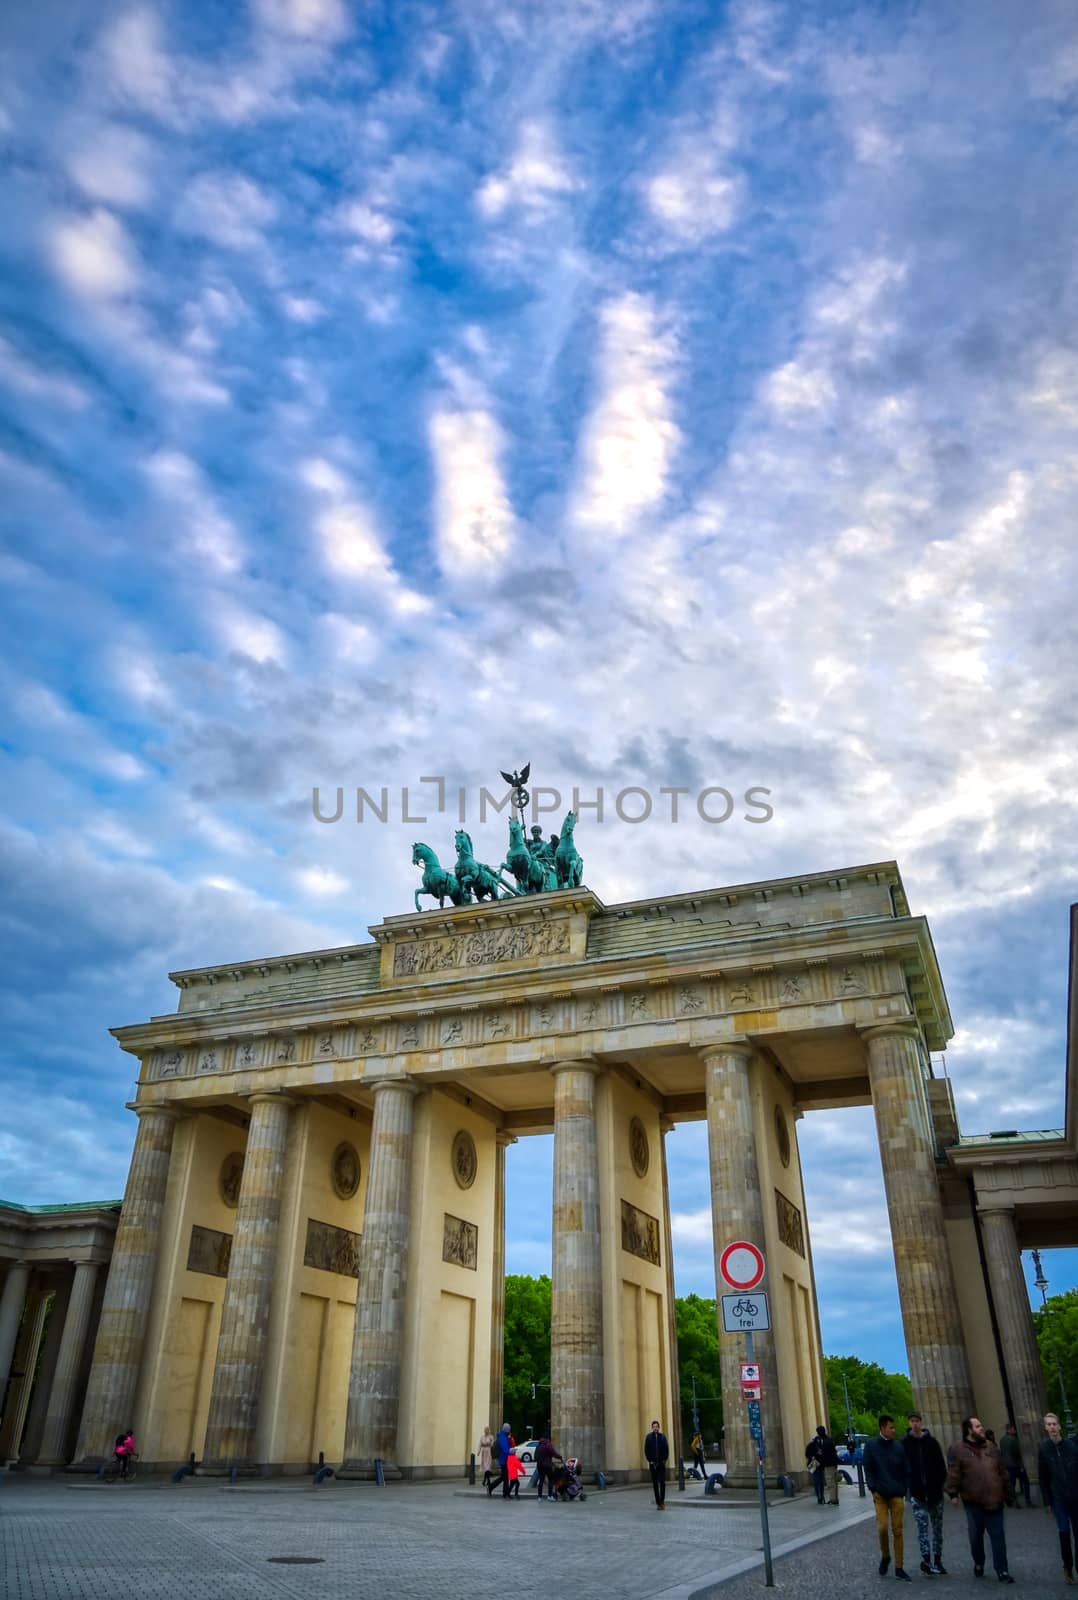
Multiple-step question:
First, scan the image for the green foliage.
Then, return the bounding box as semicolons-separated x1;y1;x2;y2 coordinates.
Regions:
824;1355;913;1438
675;1294;723;1445
502;1273;551;1437
1033;1289;1078;1424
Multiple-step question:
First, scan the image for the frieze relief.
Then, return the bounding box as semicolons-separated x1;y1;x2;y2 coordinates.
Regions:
443;1213;478;1270
188;1224;232;1278
304;1217;361;1278
775;1189;805;1257
620;1199;661;1267
393;920;571;978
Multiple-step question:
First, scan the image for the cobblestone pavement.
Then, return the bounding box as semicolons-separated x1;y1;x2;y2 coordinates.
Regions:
0;1479;1066;1599
701;1498;1072;1599
0;1475;868;1600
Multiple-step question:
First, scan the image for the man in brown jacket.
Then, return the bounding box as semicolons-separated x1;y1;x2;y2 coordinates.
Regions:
946;1416;1015;1582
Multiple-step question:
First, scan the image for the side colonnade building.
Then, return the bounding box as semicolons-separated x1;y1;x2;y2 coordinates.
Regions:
2;866;1075;1481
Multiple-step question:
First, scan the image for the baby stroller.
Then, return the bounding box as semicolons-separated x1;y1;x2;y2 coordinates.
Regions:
551;1457;587;1501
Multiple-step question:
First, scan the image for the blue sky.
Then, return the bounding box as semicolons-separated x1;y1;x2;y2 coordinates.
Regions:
2;0;1077;1382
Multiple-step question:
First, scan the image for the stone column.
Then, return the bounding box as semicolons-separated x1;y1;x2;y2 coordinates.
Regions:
74;1104;180;1464
862;1023;973;1434
340;1079;420;1476
37;1262;101;1466
659;1117;684;1474
978;1205;1046;1472
0;1285;49;1461
20;1275;72;1464
202;1093;295;1468
489;1131;514;1432
0;1262;31;1402
702;1042;785;1484
550;1059;605;1473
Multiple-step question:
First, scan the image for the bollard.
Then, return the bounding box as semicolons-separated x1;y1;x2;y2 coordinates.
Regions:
677;1459;685;1493
313;1466;335;1485
468;1452;476;1485
374;1457;385;1487
594;1470;606;1490
856;1461;866;1498
779;1474;795;1498
96;1462;106;1480
318;1451;324;1468
229;1465;238;1484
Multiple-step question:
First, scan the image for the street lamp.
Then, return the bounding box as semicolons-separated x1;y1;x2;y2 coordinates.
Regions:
1031;1248;1074;1436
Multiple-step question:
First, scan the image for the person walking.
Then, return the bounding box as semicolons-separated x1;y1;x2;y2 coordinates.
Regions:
645;1418;669;1510
535;1435;563;1500
691;1429;707;1481
999;1422;1032;1508
817;1425;840;1505
946;1415;1014;1582
903;1411;948;1576
1038;1411;1078;1585
505;1450;524;1498
478;1424;495;1489
486;1422;514;1499
806;1428;826;1503
864;1414;912;1580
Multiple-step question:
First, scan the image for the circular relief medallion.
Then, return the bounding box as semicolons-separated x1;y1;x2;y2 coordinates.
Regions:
774;1105;791;1168
332;1142;361;1200
451;1129;477;1190
219;1152;245;1209
629;1116;650;1179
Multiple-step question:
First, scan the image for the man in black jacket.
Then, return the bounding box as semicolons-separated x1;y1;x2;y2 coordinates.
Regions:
1039;1412;1078;1585
903;1412;948;1577
864;1414;912;1580
644;1419;670;1510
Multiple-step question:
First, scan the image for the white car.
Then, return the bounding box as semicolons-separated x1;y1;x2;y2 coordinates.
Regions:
512;1438;541;1463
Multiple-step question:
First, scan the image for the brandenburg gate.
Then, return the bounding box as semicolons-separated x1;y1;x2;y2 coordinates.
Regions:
44;860;1073;1482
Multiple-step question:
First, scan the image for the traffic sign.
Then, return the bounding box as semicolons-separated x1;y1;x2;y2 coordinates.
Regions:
721;1290;771;1332
719;1240;766;1291
740;1362;761;1386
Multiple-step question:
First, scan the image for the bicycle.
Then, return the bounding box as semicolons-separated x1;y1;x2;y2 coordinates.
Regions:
102;1451;139;1483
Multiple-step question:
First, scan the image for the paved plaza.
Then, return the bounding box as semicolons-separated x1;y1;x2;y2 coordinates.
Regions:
0;1475;1070;1599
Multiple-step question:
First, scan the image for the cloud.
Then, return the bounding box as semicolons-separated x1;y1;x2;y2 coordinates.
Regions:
67;124;154;208
429;407;517;582
49;208;140;299
252;0;349;43
570;293;682;538
476;121;582;220
175;172;277;251
143;450;244;574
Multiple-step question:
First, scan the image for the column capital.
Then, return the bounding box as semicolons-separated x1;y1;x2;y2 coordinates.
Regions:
495;1129;518;1149
660;1115;675;1135
858;1020;920;1045
698;1037;754;1067
127;1100;184;1121
550;1056;600;1079
246;1090;299;1110
368;1076;422;1099
977;1203;1017;1219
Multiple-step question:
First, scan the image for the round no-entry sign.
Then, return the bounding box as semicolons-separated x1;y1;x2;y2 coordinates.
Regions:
719;1240;766;1291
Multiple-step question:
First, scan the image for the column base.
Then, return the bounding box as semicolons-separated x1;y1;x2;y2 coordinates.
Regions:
336;1458;403;1481
199;1460;275;1478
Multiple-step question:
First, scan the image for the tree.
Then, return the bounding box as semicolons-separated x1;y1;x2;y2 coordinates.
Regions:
502;1274;551;1436
824;1355;913;1439
1033;1288;1078;1427
675;1294;724;1443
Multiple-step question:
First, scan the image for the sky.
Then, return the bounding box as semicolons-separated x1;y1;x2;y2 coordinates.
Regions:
1;0;1077;1384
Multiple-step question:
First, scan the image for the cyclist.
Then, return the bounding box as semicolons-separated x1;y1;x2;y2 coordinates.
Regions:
114;1429;136;1479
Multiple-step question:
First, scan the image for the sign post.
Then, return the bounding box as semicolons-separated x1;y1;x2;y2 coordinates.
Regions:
720;1241;773;1587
